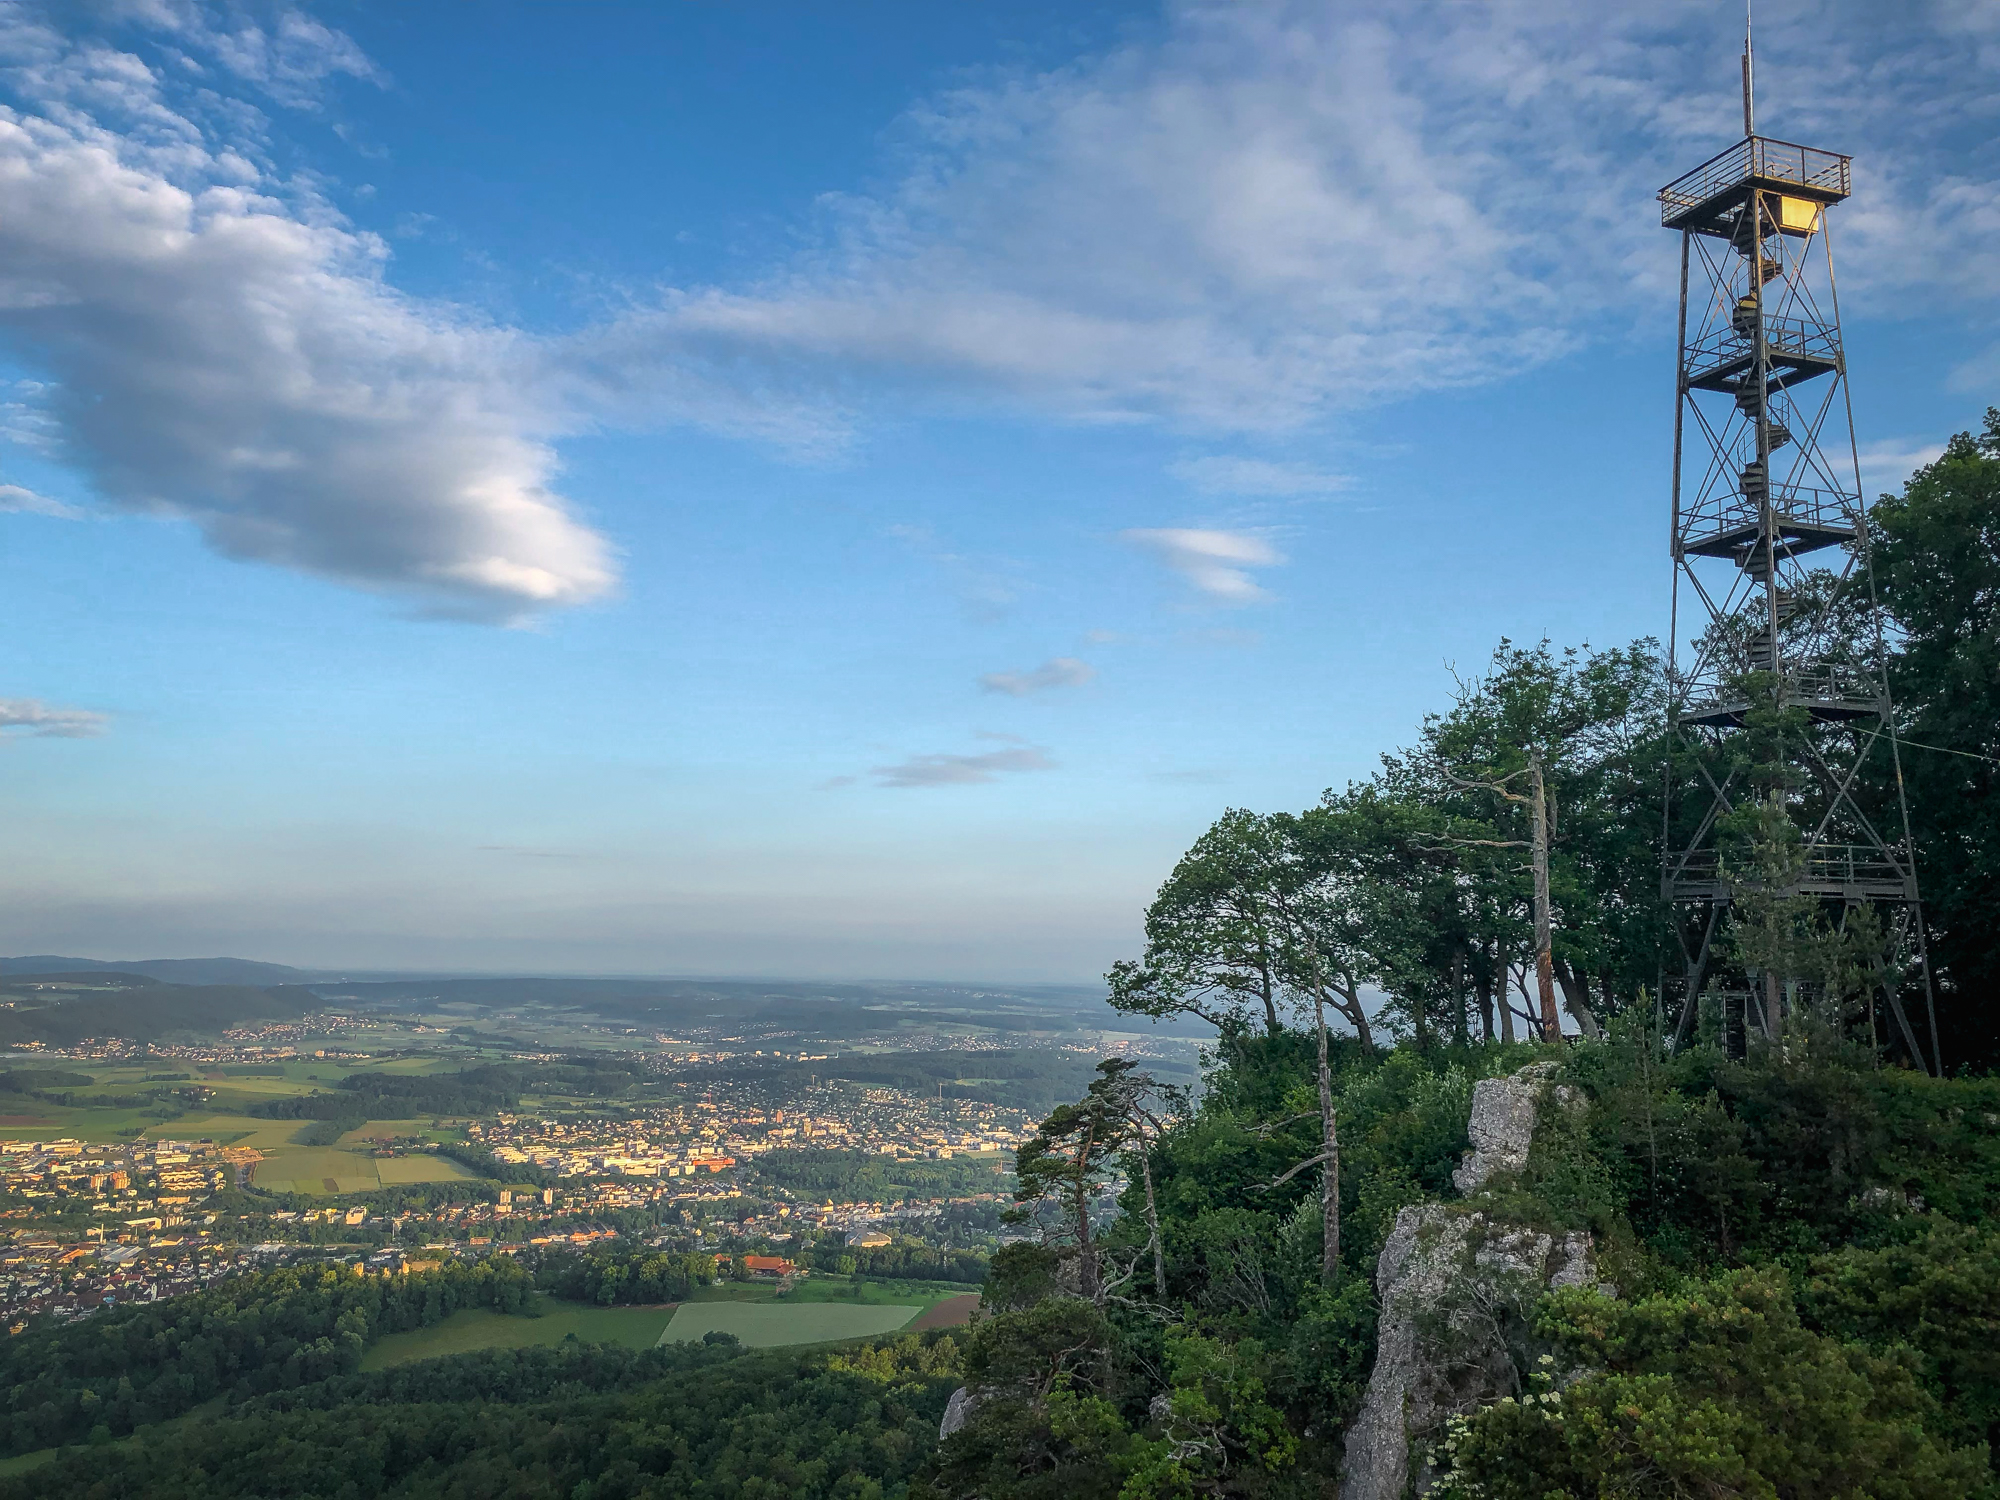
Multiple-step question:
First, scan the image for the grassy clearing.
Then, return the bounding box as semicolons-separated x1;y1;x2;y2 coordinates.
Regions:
685;1277;967;1309
374;1155;475;1185
0;1398;228;1478
359;1301;676;1369
334;1119;450;1147
660;1301;920;1348
252;1149;379;1194
0;1107;173;1143
149;1115;308;1150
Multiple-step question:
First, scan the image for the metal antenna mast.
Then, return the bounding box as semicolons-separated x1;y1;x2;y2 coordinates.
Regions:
1658;34;1940;1069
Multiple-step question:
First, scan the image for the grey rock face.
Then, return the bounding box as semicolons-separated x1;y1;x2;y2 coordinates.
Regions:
1341;1064;1602;1500
1451;1061;1561;1195
939;1385;982;1440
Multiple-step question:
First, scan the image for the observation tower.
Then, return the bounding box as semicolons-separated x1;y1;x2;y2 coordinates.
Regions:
1658;33;1938;1068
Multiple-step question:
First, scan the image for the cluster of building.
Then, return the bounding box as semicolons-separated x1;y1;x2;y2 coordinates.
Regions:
0;1233;265;1329
469;1077;1035;1182
0;1137;252;1231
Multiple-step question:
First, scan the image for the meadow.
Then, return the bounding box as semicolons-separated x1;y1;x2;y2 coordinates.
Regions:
360;1300;678;1369
358;1279;975;1367
658;1300;920;1347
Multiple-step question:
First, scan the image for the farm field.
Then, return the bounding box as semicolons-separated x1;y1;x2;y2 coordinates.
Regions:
375;1154;473;1185
684;1277;970;1309
360;1301;677;1369
149;1115;308;1150
253;1148;474;1195
659;1301;921;1347
0;1105;171;1142
909;1294;979;1330
336;1119;455;1146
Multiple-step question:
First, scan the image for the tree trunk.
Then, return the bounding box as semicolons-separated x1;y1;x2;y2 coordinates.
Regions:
1324;967;1374;1051
1312;982;1340;1290
1073;1180;1098;1300
1258;949;1281;1037
1529;757;1562;1041
1133;1112;1166;1296
1451;949;1468;1045
1072;1120;1099;1301
1553;959;1605;1039
1475;955;1496;1041
1496;941;1516;1044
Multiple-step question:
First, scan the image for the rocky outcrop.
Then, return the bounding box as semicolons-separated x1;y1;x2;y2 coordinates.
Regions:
1453;1061;1571;1194
1341;1065;1603;1500
939;1385;982;1440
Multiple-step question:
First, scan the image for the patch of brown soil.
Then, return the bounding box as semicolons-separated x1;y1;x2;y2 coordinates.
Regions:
910;1293;979;1330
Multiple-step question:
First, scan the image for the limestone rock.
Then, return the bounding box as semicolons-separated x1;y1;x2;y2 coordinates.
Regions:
939;1385;983;1440
1342;1062;1604;1500
1340;1205;1597;1500
1452;1061;1561;1195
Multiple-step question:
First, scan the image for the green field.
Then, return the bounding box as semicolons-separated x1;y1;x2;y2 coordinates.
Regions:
685;1277;966;1308
360;1301;678;1369
253;1148;474;1195
149;1115;310;1149
659;1301;921;1347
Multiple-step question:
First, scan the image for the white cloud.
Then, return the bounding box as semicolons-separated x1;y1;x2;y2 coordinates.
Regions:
1123;527;1282;603
0;696;106;737
0;22;615;623
2;0;1996;623
200;11;383;108
978;656;1096;696
871;744;1055;788
1171;456;1351;497
0;482;75;516
592;1;2000;434
1855;438;1947;497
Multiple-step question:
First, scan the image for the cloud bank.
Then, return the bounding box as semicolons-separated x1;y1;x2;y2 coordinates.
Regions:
1;0;1995;620
0;7;612;622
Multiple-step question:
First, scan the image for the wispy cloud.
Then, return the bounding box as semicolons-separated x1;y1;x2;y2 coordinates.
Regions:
0;483;77;517
1171;456;1350;497
978;657;1095;696
587;3;2000;434
1123;528;1282;604
870;744;1055;788
0;697;107;738
1854;438;1946;496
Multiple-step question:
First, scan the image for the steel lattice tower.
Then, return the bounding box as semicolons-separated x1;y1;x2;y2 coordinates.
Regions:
1658;37;1939;1070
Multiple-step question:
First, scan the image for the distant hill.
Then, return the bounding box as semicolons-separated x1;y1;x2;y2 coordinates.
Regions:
0;955;311;986
0;974;312;1046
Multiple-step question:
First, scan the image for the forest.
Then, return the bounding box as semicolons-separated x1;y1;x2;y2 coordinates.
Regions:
1107;411;2000;1073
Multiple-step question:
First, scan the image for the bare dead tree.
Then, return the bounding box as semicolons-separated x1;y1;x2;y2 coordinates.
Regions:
1428;758;1563;1041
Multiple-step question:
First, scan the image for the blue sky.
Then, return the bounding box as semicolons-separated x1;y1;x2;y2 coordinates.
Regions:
0;0;1995;979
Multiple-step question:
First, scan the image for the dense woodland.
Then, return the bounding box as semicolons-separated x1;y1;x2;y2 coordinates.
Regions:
0;1258;535;1455
3;420;1996;1498
1109;411;2000;1072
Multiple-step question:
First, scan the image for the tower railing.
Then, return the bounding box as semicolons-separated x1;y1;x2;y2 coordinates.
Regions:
1684;314;1842;386
1659;136;1852;225
1666;844;1911;893
1679;482;1859;543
